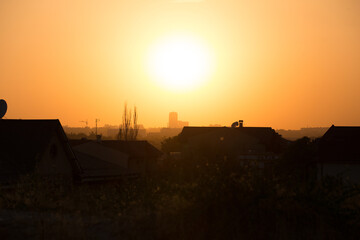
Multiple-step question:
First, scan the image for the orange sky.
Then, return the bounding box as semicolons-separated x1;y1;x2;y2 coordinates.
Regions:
1;0;360;129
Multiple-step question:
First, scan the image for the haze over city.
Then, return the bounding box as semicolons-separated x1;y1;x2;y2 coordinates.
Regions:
1;0;360;129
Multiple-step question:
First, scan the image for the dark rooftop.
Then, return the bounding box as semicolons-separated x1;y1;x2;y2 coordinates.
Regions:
69;139;163;159
178;126;280;142
322;125;360;140
177;126;287;154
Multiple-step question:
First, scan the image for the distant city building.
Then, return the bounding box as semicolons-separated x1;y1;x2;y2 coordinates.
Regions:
160;128;183;137
169;112;178;128
64;124;146;140
168;112;189;129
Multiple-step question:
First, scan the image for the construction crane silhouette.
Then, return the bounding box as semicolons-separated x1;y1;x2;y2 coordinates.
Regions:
80;120;88;127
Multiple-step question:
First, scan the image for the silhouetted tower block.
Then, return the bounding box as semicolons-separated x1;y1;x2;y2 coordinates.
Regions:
169;112;178;128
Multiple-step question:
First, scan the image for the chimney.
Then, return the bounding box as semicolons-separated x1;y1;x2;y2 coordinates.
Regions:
239;120;243;127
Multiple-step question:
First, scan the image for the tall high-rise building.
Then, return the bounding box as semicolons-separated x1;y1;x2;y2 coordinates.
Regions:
168;112;189;128
169;112;178;128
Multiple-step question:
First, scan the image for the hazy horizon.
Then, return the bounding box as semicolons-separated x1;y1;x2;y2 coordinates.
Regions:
62;120;334;131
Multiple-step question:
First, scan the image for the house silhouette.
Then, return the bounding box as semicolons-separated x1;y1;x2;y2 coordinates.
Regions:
0;120;81;183
318;125;360;182
177;125;287;162
0;119;162;184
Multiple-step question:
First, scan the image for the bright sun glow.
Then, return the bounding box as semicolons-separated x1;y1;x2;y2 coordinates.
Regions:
147;35;213;91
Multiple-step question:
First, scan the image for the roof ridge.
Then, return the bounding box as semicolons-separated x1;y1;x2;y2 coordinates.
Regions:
332;126;360;128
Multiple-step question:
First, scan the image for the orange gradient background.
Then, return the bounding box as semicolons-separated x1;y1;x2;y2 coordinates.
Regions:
1;0;360;129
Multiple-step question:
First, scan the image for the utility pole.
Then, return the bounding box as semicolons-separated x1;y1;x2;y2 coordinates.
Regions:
95;119;100;136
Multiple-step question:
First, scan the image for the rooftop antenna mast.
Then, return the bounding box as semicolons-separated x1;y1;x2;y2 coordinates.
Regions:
95;118;100;136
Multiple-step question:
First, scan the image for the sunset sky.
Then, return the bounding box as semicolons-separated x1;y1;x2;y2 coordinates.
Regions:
1;0;360;129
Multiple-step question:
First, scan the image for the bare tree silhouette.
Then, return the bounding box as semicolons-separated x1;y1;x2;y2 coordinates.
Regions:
118;103;139;141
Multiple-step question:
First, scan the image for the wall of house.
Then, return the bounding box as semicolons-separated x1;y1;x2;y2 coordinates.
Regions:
36;135;74;181
319;163;360;183
128;157;157;175
128;157;145;174
186;131;265;158
74;142;129;169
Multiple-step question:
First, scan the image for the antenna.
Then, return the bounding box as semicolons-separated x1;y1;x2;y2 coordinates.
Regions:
0;99;7;119
95;118;100;136
231;121;239;128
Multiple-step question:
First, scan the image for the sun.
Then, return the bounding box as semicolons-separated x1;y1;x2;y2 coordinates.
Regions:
147;34;213;91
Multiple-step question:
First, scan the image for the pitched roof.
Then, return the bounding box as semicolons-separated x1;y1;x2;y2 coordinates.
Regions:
101;140;163;158
73;151;135;181
322;125;360;141
320;125;360;153
178;126;286;153
178;126;280;142
69;140;163;159
319;125;360;162
69;140;161;181
73;142;128;167
0;119;81;182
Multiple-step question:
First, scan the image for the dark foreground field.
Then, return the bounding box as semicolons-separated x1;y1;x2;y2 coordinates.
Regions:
1;157;360;240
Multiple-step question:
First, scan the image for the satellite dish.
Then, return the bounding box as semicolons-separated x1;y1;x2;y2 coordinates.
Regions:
0;99;7;119
231;121;239;128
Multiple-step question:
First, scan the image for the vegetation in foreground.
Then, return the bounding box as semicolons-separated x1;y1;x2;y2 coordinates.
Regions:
1;144;360;239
